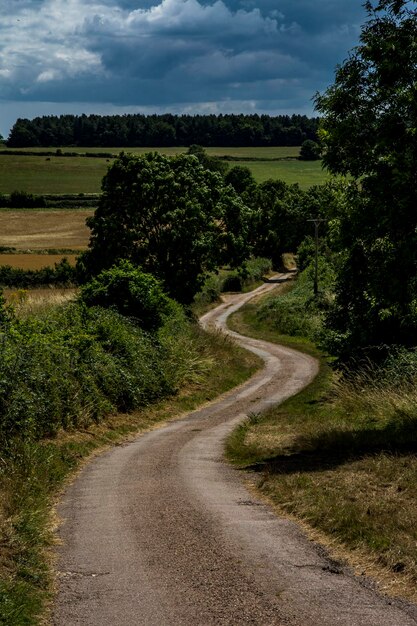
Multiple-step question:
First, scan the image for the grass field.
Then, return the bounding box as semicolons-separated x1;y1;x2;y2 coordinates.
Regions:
4;146;300;158
0;147;331;193
242;159;331;187
0;155;110;194
0;210;91;250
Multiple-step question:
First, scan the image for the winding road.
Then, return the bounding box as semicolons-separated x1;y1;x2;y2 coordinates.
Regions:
52;279;417;626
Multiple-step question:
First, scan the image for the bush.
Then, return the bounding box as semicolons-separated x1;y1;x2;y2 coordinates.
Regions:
221;257;272;293
0;305;171;441
79;260;179;331
9;191;46;208
258;258;335;341
0;259;76;288
0;293;218;443
299;140;321;161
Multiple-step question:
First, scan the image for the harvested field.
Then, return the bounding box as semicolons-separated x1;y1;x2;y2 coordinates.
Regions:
0;254;78;269
0;210;92;250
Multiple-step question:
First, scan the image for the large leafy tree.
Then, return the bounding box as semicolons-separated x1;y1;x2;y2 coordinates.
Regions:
315;0;417;358
79;152;250;303
244;180;307;268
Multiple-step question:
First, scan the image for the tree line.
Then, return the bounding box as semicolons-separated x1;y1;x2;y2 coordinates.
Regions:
6;113;319;148
78;0;417;363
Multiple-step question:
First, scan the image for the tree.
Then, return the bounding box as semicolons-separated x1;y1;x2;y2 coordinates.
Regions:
224;166;256;194
186;144;229;176
316;0;417;358
244;180;307;268
78;152;251;303
7;119;40;147
299;139;321;161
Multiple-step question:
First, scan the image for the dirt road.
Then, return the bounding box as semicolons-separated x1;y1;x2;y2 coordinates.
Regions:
53;279;417;625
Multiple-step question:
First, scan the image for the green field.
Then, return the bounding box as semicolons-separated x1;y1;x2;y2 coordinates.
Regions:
242;159;330;187
3;146;300;158
0;155;109;194
0;147;331;194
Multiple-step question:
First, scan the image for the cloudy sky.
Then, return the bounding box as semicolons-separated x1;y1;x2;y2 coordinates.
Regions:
0;0;367;137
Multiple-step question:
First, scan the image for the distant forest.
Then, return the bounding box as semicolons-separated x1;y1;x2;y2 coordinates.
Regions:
7;113;319;148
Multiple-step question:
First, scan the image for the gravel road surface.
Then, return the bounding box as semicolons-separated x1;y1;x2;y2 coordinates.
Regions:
53;279;417;625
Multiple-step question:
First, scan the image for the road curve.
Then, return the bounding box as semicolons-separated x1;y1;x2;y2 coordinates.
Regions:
52;279;417;626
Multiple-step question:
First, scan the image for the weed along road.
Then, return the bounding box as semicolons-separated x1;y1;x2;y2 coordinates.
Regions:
53;279;417;626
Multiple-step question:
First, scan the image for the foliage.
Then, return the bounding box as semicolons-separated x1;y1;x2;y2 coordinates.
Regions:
7;113;319;148
79;152;251;303
244;180;308;268
224;165;256;194
299;139;321;161
257;259;335;341
239;178;347;270
0;293;220;444
193;257;272;312
0;192;98;209
79;261;179;331
221;257;272;293
186;144;229;176
316;0;417;358
0;258;76;288
0;190;46;208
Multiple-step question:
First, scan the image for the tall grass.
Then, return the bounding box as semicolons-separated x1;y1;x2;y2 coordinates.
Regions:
226;286;417;600
257;257;334;342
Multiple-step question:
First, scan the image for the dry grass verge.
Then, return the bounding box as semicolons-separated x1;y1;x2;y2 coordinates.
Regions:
226;293;417;605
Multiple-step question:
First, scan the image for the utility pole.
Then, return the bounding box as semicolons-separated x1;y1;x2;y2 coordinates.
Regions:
307;219;325;296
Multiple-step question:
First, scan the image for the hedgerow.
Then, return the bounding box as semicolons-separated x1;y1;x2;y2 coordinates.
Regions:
0;298;203;445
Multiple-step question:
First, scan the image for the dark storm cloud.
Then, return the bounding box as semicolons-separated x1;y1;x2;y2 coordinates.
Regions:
0;0;366;135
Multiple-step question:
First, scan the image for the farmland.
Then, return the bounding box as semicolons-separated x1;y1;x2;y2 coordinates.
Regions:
0;146;329;270
240;159;330;186
3;145;301;158
0;210;90;269
0;154;109;194
0;254;78;269
0;210;91;250
0;146;330;194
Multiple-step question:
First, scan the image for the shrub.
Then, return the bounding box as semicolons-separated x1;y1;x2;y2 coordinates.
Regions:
299;139;321;161
221;257;272;293
258;258;335;341
0;259;76;288
9;191;46;208
79;260;179;331
0;304;175;441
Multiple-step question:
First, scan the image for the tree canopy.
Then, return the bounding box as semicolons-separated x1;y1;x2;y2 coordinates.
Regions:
299;140;321;161
316;0;417;358
6;113;319;148
79;152;251;303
